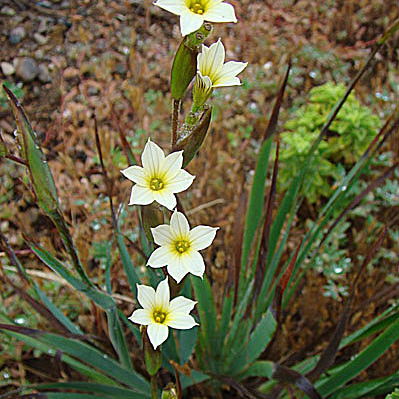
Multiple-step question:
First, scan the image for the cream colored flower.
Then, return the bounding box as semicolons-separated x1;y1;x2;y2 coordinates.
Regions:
147;210;218;283
193;39;247;109
197;38;247;87
154;0;237;36
129;278;198;349
121;139;195;211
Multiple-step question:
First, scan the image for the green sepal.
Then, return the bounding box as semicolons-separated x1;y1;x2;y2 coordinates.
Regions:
170;23;213;100
175;106;212;167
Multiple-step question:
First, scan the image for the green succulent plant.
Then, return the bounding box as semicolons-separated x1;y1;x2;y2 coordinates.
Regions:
279;82;382;204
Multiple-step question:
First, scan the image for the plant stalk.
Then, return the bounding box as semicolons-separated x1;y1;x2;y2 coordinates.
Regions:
151;375;158;399
171;99;180;149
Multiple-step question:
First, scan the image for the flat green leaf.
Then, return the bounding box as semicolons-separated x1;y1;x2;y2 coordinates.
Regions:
240;137;273;297
191;275;216;344
0;324;149;395
106;308;133;371
246;310;276;365
26;382;147;399
178;326;198;363
214;292;233;354
317;317;399;396
328;373;399;399
34;284;83;335
27;240;115;310
116;231;141;299
238;361;274;380
0;317;118;386
224;281;254;352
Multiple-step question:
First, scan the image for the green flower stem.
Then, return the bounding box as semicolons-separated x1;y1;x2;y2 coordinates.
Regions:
171;99;180;149
151;375;158;399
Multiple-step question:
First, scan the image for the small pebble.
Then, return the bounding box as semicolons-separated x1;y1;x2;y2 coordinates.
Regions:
34;32;48;45
9;26;26;44
15;57;39;82
37;1;53;8
1;62;15;76
1;6;16;16
38;64;51;83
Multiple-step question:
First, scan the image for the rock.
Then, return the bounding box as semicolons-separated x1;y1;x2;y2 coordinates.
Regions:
38;64;51;83
38;17;51;33
1;62;15;76
37;1;53;8
1;6;16;16
34;32;48;45
15;57;39;82
9;26;26;44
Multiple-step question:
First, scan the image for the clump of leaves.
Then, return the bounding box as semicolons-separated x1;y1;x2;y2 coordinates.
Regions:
279;82;382;204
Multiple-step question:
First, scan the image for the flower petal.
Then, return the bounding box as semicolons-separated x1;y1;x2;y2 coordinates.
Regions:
199;39;225;80
129;309;152;325
167;255;188;283
162;150;184;181
155;278;170;309
151;224;174;246
141;139;165;175
189;226;218;250
166;169;195;193
180;10;204;36
128;185;154;206
170;210;190;237
212;76;242;87
147;323;169;349
167;313;198;329
183;251;205;277
219;60;248;78
120;165;147;185
137;284;156;309
153;190;177;210
204;2;237;23
147;246;172;268
169;296;197;313
153;0;187;16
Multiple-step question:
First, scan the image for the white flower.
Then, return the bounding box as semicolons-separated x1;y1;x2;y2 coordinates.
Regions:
121;139;195;211
129;278;198;349
153;0;237;37
147;210;218;283
193;39;247;109
197;39;247;88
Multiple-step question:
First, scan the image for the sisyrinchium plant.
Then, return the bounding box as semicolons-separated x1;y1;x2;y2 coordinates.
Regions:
0;3;399;399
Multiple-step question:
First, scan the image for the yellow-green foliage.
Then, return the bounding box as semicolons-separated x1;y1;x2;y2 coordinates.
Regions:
279;82;381;204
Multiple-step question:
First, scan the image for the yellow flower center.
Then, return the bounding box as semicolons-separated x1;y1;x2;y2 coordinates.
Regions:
189;0;205;14
175;239;191;254
153;310;167;324
149;177;164;191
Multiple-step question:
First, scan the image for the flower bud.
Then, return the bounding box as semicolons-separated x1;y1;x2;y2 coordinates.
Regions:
3;85;59;214
140;203;164;243
176;105;212;167
170;23;213;101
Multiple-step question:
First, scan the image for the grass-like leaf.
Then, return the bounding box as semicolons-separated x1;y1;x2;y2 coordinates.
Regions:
24;382;147;398
317;316;399;396
0;324;150;394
